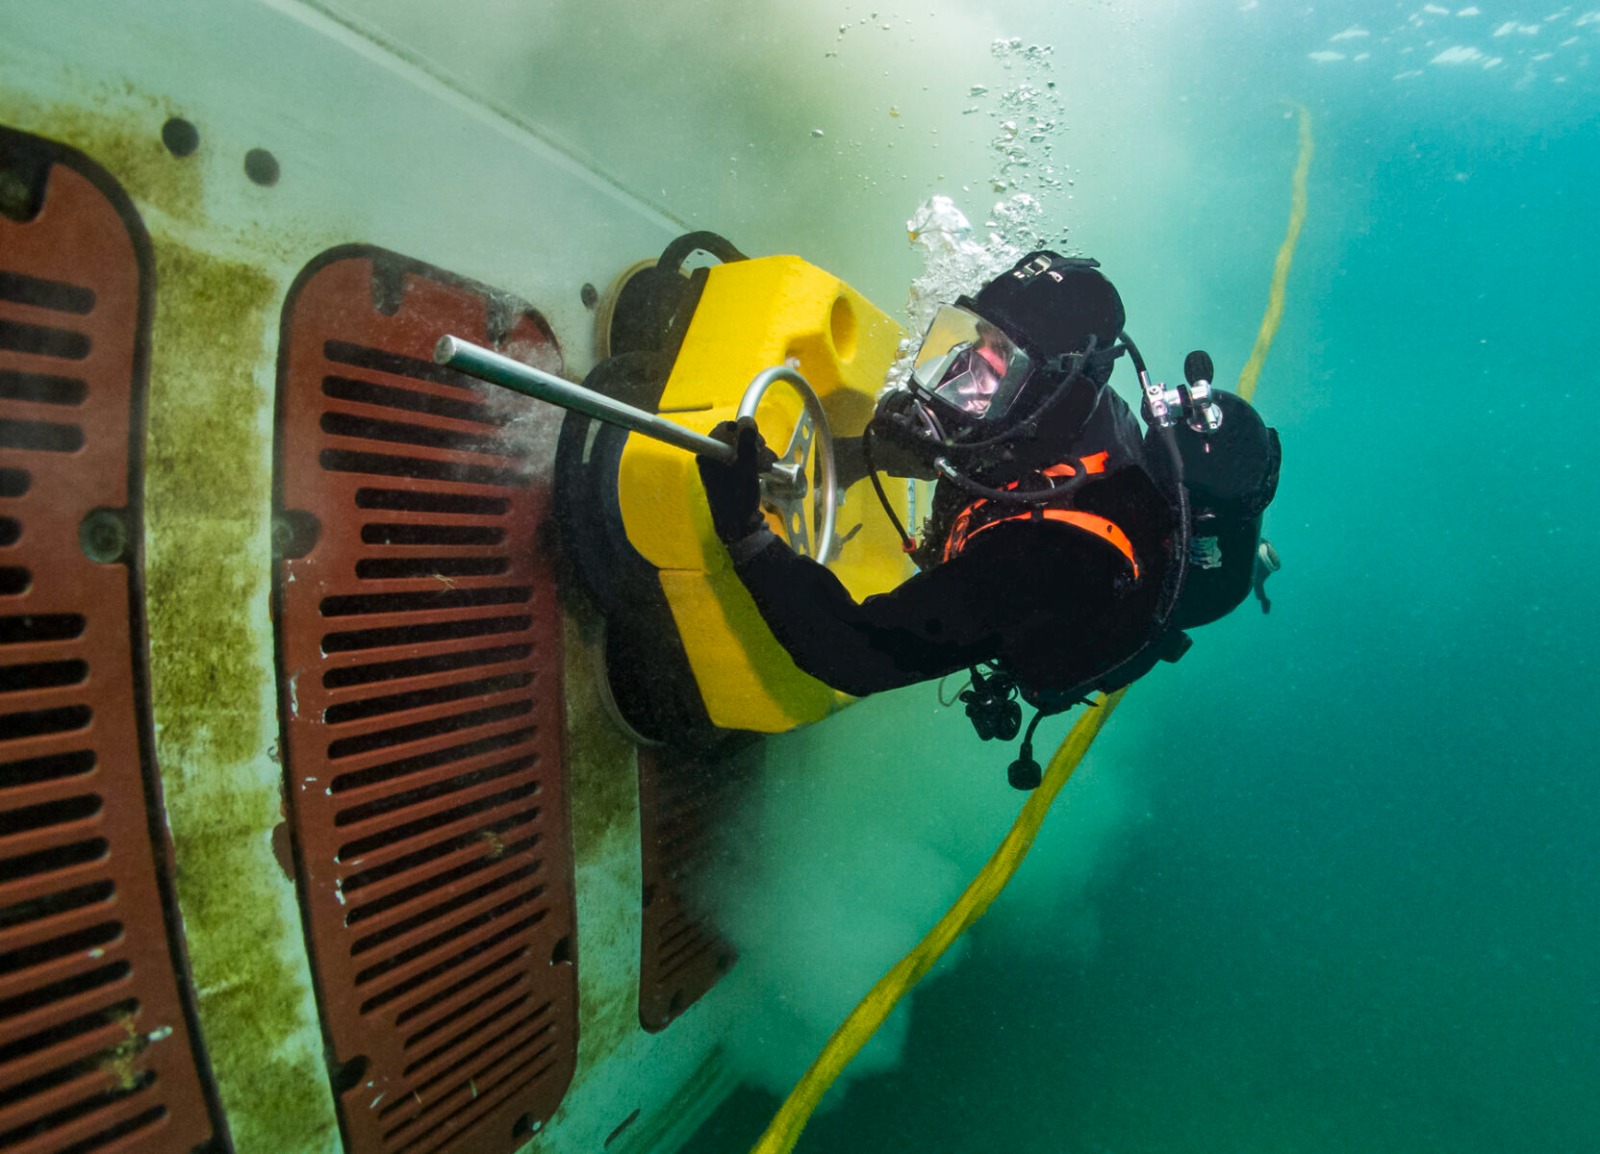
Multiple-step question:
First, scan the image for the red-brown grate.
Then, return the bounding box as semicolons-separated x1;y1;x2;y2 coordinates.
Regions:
637;746;746;1032
273;249;577;1154
0;129;221;1153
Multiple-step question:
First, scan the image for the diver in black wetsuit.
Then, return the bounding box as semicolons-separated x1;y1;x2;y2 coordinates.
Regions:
697;253;1281;784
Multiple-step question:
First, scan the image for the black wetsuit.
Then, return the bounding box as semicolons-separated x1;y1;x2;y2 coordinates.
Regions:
709;389;1185;698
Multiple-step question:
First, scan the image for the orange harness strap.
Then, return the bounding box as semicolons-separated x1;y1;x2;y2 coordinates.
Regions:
940;452;1139;576
951;508;1140;578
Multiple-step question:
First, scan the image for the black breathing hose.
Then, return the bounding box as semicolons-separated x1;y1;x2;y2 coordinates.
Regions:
862;424;918;553
657;230;749;272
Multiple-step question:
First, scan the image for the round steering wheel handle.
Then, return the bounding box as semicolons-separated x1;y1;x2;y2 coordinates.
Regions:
737;365;838;566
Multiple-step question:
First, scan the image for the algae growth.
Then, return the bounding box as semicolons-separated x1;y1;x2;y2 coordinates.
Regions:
143;239;337;1154
0;80;205;225
559;610;647;1073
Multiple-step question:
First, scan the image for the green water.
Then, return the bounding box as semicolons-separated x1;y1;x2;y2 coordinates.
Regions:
688;5;1600;1152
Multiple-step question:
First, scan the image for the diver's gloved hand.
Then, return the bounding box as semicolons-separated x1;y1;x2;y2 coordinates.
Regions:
864;388;940;480
697;416;777;555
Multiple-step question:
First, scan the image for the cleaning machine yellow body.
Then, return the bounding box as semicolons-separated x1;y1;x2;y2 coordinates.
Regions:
615;255;918;734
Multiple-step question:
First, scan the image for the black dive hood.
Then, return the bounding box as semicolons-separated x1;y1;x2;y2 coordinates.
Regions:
905;252;1132;485
969;252;1125;381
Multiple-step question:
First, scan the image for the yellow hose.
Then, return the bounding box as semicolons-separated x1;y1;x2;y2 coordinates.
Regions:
749;107;1313;1154
1235;105;1313;404
750;689;1127;1154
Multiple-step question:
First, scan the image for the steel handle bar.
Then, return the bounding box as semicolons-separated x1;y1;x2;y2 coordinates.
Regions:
433;335;738;465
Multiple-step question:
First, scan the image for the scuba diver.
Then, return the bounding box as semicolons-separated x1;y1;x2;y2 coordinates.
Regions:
697;252;1281;786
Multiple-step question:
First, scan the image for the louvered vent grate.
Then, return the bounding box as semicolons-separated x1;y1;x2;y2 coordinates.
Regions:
0;129;219;1153
273;249;576;1154
637;746;744;1032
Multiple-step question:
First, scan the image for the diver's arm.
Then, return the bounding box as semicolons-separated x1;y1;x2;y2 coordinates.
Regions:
697;417;1070;695
696;421;992;693
727;536;992;696
728;521;1141;697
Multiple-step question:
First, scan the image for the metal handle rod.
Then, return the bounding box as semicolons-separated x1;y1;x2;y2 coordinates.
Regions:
434;335;736;464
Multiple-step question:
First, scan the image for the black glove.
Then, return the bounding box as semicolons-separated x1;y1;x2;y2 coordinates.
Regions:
864;388;940;480
696;416;776;546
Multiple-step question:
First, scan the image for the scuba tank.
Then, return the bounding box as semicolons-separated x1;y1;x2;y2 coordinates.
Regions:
1143;350;1282;629
1163;388;1281;627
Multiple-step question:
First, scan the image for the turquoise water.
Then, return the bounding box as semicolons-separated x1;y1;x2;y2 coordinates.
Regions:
691;5;1599;1152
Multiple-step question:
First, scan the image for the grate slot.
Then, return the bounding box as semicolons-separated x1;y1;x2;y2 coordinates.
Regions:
0;1073;157;1150
0;996;138;1069
390;1047;559;1154
0;468;28;497
352;894;544;993
393;944;527;1033
658;934;720;987
321;587;529;619
396;993;540;1083
0;962;131;1034
322;340;484;392
337;787;538;863
357;523;506;549
350;865;542;958
325;674;534;728
0;920;120;979
340;837;541;926
0;704;94;742
356;908;546;1011
321;614;531;655
318;449;530;490
323;644;531;691
382;1016;557;1147
324;700;534;761
398;1002;552;1102
0;839;107;888
323;376;493;425
0;879;113;932
0;794;103;841
400;971;524;1057
0;911;123;994
0;1005;134;1108
0;318;91;360
0;370;87;406
329;727;535;795
0;750;96;792
0;615;84;645
346;843;540;937
354;557;509;583
340;815;539;896
402;976;526;1062
354;489;508;517
0;566;31;594
0;270;95;315
0;660;87;694
35;1104;168;1154
0;417;87;454
336;756;535;830
320;411;509;458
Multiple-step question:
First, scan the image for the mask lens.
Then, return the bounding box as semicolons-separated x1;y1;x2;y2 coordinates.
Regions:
911;306;1032;421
